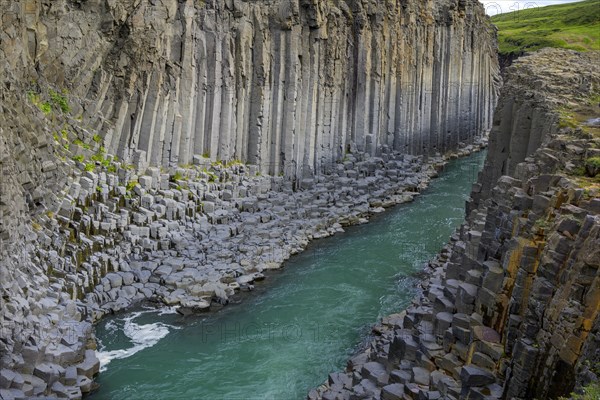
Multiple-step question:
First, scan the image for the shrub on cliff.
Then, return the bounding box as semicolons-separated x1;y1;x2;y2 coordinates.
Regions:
584;157;600;177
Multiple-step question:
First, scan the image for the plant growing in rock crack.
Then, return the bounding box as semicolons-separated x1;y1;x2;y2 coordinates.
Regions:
559;381;600;400
171;171;185;182
48;89;71;113
225;159;243;168
534;216;553;232
73;139;90;150
584;157;600;177
27;91;52;114
126;180;138;192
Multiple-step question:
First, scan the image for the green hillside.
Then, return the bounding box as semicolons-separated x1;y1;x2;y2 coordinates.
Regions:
492;0;600;56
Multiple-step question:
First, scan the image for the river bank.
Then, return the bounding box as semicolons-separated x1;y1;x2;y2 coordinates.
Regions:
313;48;600;400
88;149;487;399
0;136;486;399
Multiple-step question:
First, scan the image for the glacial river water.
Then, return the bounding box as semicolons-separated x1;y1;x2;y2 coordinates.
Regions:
89;151;486;400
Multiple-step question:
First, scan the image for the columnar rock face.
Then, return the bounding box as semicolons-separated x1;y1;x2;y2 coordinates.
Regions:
2;0;499;176
314;49;600;400
470;49;597;210
0;0;499;397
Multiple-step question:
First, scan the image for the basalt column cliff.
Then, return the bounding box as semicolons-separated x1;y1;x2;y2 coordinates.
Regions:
2;0;499;175
0;0;499;398
314;49;600;400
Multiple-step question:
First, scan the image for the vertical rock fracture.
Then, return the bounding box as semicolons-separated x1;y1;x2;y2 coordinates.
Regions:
0;0;500;398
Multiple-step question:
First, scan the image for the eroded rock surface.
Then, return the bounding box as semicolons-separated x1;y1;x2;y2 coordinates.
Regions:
313;49;600;400
1;1;499;397
2;0;499;172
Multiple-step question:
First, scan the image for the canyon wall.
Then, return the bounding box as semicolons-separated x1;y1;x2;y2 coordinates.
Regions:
2;0;499;176
315;48;600;400
0;0;500;398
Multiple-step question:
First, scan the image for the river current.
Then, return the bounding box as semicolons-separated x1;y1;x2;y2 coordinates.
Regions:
90;151;486;400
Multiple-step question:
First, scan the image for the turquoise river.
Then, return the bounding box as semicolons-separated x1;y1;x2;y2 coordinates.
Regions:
90;151;486;400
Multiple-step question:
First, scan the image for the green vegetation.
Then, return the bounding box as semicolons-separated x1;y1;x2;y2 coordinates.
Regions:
27;87;71;114
92;134;102;143
560;381;600;400
492;0;600;56
534;216;553;230
48;89;71;113
84;162;95;172
201;168;218;183
225;159;243;168
126;180;138;192
27;91;52;114
585;157;600;177
558;107;579;129
171;171;185;182
72;138;90;150
556;91;600;139
72;155;85;163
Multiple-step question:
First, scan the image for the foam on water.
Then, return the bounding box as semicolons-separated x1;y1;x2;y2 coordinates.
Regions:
96;310;175;372
156;306;179;316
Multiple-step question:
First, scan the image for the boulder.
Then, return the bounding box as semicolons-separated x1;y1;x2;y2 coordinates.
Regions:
381;383;404;400
361;362;389;385
460;365;495;387
75;350;100;379
33;363;64;386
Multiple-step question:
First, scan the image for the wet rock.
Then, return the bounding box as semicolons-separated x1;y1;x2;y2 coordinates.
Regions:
75;350;99;379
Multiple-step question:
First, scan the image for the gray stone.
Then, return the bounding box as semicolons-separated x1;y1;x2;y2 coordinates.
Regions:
0;370;16;389
460;365;495;387
33;363;64;385
381;383;404;400
361;362;389;385
105;273;123;288
412;367;430;386
75;350;99;379
458;283;478;305
76;375;93;393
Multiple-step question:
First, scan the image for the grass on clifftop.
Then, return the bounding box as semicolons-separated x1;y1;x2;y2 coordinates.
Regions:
492;0;600;56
